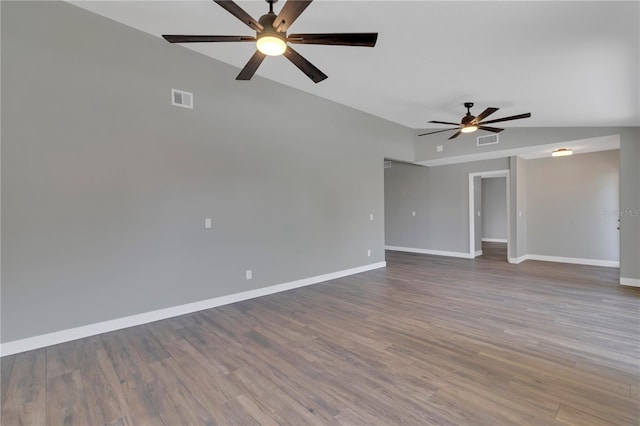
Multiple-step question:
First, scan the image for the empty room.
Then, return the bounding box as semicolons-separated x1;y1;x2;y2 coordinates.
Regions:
1;1;639;425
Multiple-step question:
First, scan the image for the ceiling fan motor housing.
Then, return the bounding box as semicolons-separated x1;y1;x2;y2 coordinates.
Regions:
258;12;284;40
462;102;475;124
462;114;475;125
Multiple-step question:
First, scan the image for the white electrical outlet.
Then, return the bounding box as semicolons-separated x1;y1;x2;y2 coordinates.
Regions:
205;218;212;228
477;211;481;217
437;145;443;152
369;213;374;221
412;211;416;217
367;249;371;257
246;270;252;280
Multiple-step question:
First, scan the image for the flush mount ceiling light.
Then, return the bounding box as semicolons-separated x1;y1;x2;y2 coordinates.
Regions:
162;0;378;83
552;148;573;157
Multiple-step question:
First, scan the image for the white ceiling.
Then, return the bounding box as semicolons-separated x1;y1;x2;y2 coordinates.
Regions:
70;1;639;130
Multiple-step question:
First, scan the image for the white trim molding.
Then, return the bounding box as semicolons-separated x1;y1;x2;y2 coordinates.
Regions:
386;246;472;259
475;250;483;257
620;277;640;287
508;255;528;264
468;170;511;261
0;262;386;357
526;254;619;268
482;238;508;243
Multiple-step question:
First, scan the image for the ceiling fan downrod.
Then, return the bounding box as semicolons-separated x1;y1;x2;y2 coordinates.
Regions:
266;0;277;14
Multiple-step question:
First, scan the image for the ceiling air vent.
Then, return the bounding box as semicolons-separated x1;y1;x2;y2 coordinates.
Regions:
171;89;193;109
384;161;392;169
477;134;499;146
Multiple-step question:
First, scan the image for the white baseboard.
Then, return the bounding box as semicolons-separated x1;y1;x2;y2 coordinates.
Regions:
508;255;529;264
474;250;483;257
0;261;386;357
482;238;508;243
385;246;472;259
508;254;619;267
526;254;619;268
620;277;640;287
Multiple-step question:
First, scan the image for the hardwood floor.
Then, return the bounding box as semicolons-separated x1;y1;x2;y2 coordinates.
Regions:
2;251;639;425
479;241;508;262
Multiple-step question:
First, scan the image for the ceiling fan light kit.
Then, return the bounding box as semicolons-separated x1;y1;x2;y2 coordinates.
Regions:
418;102;532;140
162;0;378;83
255;3;286;56
256;35;286;56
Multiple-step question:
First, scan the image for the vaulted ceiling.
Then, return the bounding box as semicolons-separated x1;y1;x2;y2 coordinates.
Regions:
70;1;639;130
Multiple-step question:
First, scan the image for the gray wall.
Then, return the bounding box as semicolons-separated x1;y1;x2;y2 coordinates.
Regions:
481;177;507;241
526;150;620;261
1;1;411;342
384;158;509;254
474;176;482;253
509;157;518;259
619;134;640;280
429;159;509;253
383;162;430;249
386;150;626;265
382;135;415;164
514;157;528;259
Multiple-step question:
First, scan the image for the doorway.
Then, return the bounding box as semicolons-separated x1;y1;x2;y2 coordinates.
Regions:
468;170;510;260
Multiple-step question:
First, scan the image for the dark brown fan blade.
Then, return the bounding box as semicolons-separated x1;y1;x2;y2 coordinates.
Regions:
479;112;531;125
478;126;504;133
417;128;459;137
448;130;463;140
273;0;313;32
163;35;255;43
283;46;327;83
236;50;266;80
214;0;263;31
473;107;499;124
429;120;462;126
287;33;378;47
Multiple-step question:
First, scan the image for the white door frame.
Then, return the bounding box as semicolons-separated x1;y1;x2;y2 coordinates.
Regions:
469;170;510;259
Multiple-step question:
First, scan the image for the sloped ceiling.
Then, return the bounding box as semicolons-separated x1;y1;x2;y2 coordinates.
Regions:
70;1;639;130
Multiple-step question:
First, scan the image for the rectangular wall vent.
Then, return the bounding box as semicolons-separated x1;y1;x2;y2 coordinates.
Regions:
384;161;392;168
171;89;193;109
477;134;499;146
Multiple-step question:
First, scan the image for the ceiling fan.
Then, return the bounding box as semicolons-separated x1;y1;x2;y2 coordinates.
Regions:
418;103;532;140
162;0;378;83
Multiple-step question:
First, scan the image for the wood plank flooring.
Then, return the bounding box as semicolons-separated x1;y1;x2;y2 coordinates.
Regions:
479;241;508;262
1;247;639;425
